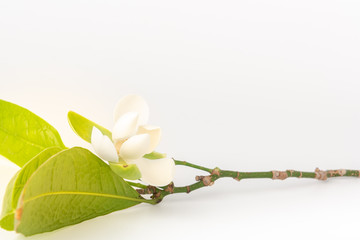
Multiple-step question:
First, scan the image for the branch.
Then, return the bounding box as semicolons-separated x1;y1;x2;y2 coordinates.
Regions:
142;160;360;204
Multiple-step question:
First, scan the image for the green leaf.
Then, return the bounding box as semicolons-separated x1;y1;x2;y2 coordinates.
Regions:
15;147;147;236
109;162;142;180
144;151;167;160
0;173;17;231
0;100;66;167
0;147;62;231
68;111;112;143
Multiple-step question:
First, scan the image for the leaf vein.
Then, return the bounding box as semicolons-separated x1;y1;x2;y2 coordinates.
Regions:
23;191;147;205
0;126;46;150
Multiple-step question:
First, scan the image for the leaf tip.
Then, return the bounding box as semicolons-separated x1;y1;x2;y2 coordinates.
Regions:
67;111;76;122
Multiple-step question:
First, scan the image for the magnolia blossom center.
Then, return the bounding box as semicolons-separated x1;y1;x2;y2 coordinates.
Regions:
115;139;126;154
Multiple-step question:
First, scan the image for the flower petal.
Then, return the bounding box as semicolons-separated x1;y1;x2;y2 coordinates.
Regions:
91;127;119;163
137;158;175;186
113;95;149;126
91;126;104;154
119;134;150;162
112;112;139;141
137;125;161;153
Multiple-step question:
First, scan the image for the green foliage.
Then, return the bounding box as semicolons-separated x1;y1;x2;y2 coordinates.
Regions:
14;147;145;236
0;173;17;231
0;147;62;230
0;101;155;236
0;100;65;167
109;162;142;180
67;111;112;143
143;151;167;160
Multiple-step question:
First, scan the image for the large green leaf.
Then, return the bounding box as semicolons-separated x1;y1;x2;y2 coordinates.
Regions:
0;147;62;231
0;100;65;167
67;111;112;143
15;147;146;236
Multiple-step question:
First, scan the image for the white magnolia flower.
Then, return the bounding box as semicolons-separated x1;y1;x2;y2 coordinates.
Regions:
90;94;175;186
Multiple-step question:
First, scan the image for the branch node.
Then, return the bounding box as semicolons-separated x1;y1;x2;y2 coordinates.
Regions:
164;182;174;193
136;189;145;194
272;171;288;180
327;169;346;177
195;175;204;181
211;167;221;176
186;186;191;193
151;191;161;199
233;171;240;181
148;185;158;193
202;176;213;186
315;168;328;180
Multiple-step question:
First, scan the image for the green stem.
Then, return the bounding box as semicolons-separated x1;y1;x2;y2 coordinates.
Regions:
142;161;360;204
173;159;212;173
126;181;148;189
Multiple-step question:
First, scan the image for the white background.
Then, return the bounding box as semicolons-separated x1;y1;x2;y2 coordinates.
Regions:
1;0;360;239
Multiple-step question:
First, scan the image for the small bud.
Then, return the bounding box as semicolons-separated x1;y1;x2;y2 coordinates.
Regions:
195;175;204;181
211;167;221;176
314;168;327;181
272;171;288;180
164;182;174;193
202;176;212;186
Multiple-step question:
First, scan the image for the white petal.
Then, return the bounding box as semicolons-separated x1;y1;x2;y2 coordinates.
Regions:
137;125;161;153
112;112;139;141
98;137;119;162
91;127;119;163
113;95;149;126
119;134;150;162
91;127;104;154
137;158;175;186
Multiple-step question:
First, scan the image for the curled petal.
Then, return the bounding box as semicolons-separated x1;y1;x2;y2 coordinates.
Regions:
91;127;118;163
137;125;161;154
137;157;175;186
113;95;149;126
112;112;139;141
119;134;150;162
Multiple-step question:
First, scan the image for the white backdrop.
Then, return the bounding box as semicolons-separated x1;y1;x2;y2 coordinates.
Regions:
1;0;360;239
